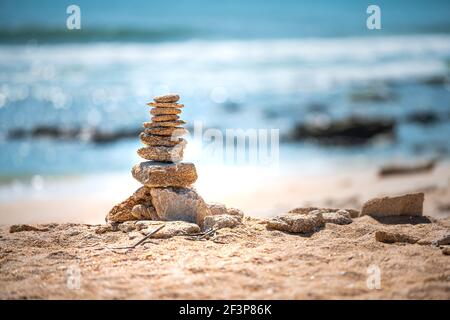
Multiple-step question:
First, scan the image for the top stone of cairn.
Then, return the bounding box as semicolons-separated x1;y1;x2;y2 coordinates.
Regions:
153;93;180;103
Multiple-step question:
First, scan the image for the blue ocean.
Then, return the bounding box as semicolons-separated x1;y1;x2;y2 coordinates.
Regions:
1;0;450;179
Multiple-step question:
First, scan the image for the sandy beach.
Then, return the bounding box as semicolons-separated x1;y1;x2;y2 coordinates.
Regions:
1;214;449;299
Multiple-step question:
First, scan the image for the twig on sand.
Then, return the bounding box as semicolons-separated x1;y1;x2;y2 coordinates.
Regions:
185;228;217;241
108;224;165;250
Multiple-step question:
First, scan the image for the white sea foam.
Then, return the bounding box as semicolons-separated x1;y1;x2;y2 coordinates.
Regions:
0;34;449;93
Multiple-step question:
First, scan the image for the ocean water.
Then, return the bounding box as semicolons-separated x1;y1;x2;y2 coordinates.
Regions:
0;0;450;179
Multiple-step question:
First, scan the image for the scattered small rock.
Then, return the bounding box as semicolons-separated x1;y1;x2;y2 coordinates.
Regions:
289;207;359;219
95;223;119;234
203;214;242;230
378;160;435;177
118;221;137;233
432;233;450;247
207;203;245;218
375;230;419;244
128;232;141;240
441;247;450;255
9;224;49;233
360;193;424;217
321;209;353;225
267;211;325;234
134;220;156;231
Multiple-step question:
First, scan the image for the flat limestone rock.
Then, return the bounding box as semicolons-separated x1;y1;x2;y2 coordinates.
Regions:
143;120;186;128
152;115;180;122
360;193;424;217
140;133;184;147
106;186;154;222
289;207;360;218
9;224;49;233
137;143;185;162
132;161;197;187
150;187;210;226
375;230;419;244
138;221;201;239
144;127;187;137
267;211;325;234
203;214;242;230
153;94;180;103
147;102;184;108
207;203;245;218
150;108;181;115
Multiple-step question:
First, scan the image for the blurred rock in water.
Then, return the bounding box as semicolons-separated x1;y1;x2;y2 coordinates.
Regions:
288;117;396;146
405;110;441;126
349;87;398;103
378;159;436;177
420;75;450;86
7;125;140;144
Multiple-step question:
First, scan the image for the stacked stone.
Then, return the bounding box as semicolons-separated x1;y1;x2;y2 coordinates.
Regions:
133;94;198;187
106;94;205;226
138;94;187;164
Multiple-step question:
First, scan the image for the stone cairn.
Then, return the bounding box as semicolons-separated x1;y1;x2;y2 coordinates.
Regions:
106;93;244;230
106;94;205;227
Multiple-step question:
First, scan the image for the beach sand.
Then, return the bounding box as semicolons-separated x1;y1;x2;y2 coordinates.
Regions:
0;215;449;299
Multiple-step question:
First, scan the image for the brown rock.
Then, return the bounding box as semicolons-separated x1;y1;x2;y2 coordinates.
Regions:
143;120;186;128
432;233;450;246
117;221;137;233
137;143;185;162
150;187;210;226
153;94;180;103
207;203;245;218
150;108;181;115
147;102;184;108
360;193;424;217
378;160;435;177
106;186;154;222
143;127;188;137
140;133;184;147
267;211;325;234
203;214;242;230
321;209;353;225
375;230;419;244
131;204;159;220
132;161;197;187
9;224;49;233
95;223;119;234
152;114;180;122
289;207;359;219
